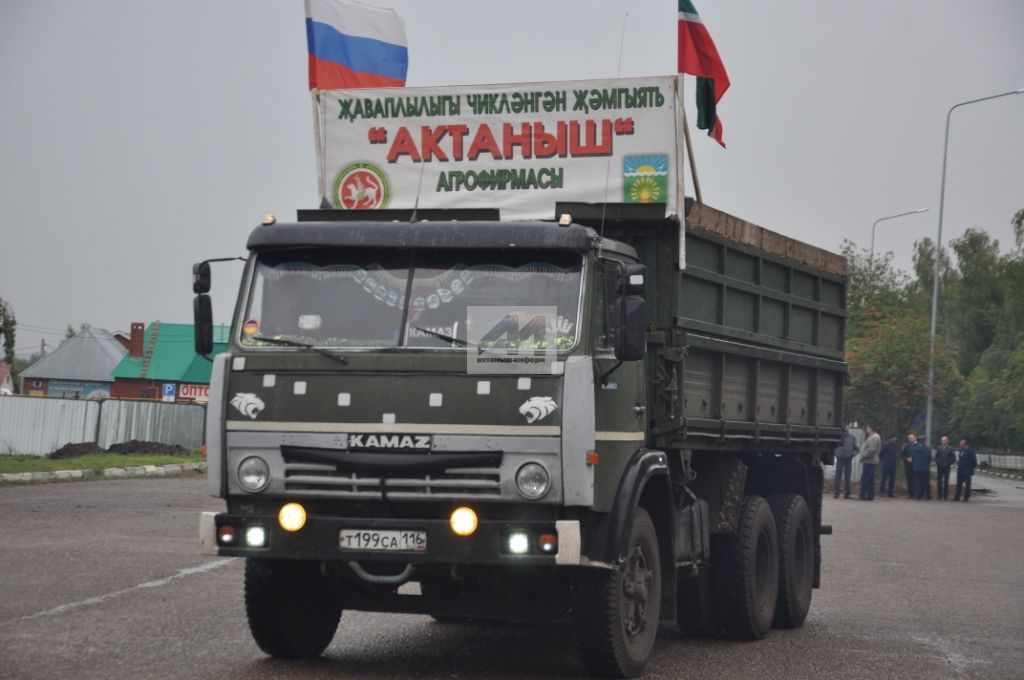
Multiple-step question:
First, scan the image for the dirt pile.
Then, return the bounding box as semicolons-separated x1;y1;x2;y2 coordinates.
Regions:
50;442;104;459
107;440;190;455
50;440;193;459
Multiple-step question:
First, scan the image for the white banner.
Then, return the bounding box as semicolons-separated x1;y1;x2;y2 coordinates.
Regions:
316;76;684;221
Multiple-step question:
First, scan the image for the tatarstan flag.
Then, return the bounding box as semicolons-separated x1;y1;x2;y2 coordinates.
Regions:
677;0;730;147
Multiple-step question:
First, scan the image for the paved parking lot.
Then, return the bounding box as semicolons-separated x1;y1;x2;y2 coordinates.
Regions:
1;474;1021;679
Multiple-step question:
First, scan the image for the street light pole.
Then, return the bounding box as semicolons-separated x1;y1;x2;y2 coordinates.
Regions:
925;87;1024;449
869;208;928;264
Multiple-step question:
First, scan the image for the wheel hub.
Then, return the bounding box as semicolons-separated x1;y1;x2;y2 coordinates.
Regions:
622;544;652;638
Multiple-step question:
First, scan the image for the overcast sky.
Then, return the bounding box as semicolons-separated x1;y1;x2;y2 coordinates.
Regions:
1;0;1022;359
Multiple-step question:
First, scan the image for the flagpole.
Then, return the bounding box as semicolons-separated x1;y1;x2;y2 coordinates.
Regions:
680;78;704;204
311;90;330;208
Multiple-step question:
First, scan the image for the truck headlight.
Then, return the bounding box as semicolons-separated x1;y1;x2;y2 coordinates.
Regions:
515;462;550;499
237;456;270;492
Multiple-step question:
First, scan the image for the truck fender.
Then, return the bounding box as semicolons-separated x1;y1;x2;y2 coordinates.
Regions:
604;449;673;566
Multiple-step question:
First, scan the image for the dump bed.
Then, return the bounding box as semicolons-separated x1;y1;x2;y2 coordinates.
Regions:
590;200;846;451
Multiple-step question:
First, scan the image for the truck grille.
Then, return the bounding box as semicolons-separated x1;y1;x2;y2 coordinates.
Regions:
281;452;501;499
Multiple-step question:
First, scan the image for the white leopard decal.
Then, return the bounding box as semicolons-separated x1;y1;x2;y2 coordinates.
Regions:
519;396;558;424
230;393;265;419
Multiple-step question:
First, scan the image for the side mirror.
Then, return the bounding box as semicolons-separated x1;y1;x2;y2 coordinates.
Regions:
193;261;212;294
615;296;647;361
194;294;213;355
612;263;647;362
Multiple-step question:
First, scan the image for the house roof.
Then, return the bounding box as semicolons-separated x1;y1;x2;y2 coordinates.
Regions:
111;322;228;383
20;328;128;382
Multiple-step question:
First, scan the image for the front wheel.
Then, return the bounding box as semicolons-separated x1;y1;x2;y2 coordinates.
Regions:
244;558;342;658
576;507;662;678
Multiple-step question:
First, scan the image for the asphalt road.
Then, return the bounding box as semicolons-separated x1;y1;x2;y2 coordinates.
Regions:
1;474;1022;679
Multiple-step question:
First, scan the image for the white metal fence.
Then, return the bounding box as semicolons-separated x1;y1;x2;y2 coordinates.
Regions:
977;451;1024;471
0;395;205;456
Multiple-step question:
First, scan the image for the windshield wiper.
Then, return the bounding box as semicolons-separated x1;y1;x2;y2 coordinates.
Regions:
412;326;470;347
248;335;349;365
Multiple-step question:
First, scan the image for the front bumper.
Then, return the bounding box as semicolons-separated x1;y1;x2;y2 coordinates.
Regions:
199;511;589;566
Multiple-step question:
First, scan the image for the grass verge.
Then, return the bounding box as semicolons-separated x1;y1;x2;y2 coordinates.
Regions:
0;453;205;474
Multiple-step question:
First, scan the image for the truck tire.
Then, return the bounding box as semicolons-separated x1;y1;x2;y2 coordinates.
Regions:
576;507;661;679
244;558;342;659
768;494;814;629
676;562;719;637
712;495;778;640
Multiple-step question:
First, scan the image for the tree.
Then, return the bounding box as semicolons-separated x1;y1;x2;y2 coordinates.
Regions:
945;229;1003;376
0;297;16;387
842;242;960;439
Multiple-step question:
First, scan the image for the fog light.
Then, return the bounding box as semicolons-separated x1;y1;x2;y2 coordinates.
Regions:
508;532;530;555
245;526;267;547
515;463;550;499
538;533;558;553
218;525;236;544
278;502;307;532
450;506;478;537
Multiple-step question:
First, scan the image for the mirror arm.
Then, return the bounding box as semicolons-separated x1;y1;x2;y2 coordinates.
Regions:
598;360;624;387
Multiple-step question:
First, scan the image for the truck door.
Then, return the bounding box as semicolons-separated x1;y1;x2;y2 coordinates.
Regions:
590;259;648;512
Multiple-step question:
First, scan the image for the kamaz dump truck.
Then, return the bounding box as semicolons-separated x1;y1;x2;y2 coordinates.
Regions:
197;76;845;678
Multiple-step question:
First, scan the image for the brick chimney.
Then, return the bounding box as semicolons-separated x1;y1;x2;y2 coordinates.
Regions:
117;321;148;358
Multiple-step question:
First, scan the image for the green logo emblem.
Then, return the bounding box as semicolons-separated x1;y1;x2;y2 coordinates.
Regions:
623;155;668;204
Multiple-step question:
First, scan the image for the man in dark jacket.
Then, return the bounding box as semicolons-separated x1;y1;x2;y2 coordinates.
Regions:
906;434;932;500
878;435;899;497
833;431;859;499
901;433;920;498
934;435;956;500
954;438;978;502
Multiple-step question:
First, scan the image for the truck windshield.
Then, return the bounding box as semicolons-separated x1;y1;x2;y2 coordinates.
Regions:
239;248;583;350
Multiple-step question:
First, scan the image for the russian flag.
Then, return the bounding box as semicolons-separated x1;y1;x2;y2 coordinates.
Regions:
305;0;408;90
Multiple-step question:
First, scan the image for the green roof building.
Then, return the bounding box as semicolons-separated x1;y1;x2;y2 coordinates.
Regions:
110;322;228;401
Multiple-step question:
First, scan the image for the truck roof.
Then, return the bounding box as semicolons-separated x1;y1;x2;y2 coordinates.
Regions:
246;218;636;256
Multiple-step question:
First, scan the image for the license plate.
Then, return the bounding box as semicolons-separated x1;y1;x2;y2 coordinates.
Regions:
339;529;427;552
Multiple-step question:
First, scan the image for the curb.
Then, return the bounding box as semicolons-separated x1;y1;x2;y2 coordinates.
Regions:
1;462;207;484
976;469;1024;481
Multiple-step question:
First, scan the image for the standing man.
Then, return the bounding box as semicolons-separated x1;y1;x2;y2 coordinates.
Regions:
859;425;881;500
833;430;859;499
934;435;956;500
954;438;978;502
878;435;899;497
909;435;932;500
901;434;918;498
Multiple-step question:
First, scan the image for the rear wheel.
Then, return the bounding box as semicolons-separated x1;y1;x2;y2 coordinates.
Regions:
576;507;662;678
712;495;778;640
244;558;342;658
768;494;814;628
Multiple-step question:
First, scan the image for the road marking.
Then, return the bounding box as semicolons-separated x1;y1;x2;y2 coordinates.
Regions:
4;558;236;624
